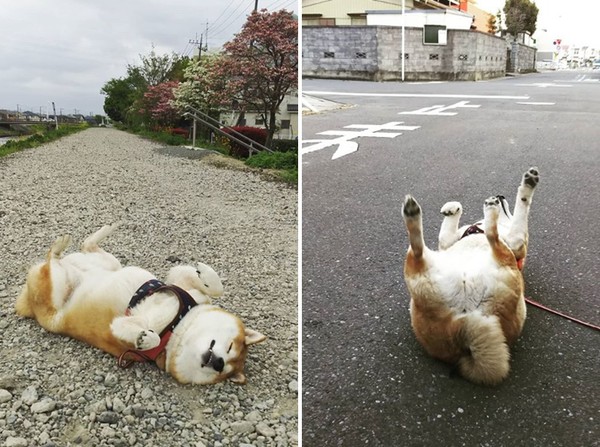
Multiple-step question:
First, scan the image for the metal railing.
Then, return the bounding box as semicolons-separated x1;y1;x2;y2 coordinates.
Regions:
184;106;273;156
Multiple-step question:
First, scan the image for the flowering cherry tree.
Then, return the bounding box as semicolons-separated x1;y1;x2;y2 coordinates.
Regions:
139;80;180;127
214;9;298;148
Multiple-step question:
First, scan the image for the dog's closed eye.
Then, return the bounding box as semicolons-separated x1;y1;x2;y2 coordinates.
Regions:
227;343;233;353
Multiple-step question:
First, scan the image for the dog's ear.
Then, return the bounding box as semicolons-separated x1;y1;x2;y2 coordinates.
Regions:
229;371;247;385
245;328;267;346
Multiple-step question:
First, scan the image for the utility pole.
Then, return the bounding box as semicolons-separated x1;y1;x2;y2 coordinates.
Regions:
189;32;207;59
254;0;258;12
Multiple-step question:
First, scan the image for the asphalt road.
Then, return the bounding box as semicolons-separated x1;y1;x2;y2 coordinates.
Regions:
301;70;600;447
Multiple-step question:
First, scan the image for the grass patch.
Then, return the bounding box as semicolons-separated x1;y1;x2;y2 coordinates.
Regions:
0;124;89;158
245;151;298;185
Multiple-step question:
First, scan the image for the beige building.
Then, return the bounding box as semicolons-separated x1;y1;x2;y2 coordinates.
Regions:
220;91;298;140
302;0;494;33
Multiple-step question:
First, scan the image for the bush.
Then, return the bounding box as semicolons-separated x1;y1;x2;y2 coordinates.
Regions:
270;139;298;153
221;126;267;159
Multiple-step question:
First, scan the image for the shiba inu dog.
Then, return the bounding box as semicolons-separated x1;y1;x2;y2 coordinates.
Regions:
15;225;266;385
401;167;539;385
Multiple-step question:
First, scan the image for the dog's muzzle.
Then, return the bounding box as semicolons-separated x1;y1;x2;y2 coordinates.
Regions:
201;340;225;372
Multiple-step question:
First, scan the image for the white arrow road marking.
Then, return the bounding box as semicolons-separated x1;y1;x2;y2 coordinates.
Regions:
399;101;481;116
301;122;420;159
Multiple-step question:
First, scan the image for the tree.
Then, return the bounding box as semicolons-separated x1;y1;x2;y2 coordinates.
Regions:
503;0;539;37
132;46;182;87
213;9;298;148
139;80;181;127
173;54;223;112
100;70;144;122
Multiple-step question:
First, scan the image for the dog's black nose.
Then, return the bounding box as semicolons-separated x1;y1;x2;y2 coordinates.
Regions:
212;357;224;372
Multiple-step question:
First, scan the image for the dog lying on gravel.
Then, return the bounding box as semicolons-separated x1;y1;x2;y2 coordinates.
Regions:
15;225;266;385
401;167;539;385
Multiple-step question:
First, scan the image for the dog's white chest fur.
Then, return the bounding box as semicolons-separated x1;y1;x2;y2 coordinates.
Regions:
420;238;508;313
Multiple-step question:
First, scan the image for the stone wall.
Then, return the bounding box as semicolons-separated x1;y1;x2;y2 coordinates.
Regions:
303;26;532;81
508;41;537;73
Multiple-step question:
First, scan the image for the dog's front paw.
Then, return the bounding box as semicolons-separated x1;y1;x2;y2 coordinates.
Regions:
403;195;421;219
523;167;539;189
136;330;160;350
441;201;462;217
484;196;500;208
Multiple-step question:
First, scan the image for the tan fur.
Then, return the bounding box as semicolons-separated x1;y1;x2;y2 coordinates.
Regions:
402;168;539;385
16;226;267;385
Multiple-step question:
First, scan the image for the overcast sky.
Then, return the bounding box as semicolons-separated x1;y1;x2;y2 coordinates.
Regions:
0;0;297;117
476;0;600;50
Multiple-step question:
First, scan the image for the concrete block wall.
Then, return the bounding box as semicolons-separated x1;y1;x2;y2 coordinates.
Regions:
302;26;379;80
508;42;536;73
303;26;523;81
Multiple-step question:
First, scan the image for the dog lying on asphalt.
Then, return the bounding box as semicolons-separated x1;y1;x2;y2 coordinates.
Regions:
15;225;266;385
401;167;539;385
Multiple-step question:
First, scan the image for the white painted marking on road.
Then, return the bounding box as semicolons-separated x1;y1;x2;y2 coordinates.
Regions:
301;96;318;113
399;101;481;116
301;122;420;160
515;83;572;88
303;91;530;100
516;102;556;105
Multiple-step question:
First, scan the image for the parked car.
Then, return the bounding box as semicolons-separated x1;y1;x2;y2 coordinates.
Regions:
593;59;600;70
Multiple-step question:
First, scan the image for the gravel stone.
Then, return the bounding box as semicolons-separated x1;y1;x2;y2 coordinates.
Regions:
21;386;38;405
0;389;12;403
0;129;297;446
5;437;28;447
231;420;255;434
30;398;56;413
256;422;276;438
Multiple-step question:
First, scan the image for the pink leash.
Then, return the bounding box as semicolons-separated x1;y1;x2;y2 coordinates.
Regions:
525;297;600;332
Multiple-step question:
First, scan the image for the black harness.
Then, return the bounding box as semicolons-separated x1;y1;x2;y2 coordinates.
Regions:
117;280;198;368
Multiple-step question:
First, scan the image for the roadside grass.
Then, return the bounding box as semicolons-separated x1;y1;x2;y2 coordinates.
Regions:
245;151;298;185
0;124;89;158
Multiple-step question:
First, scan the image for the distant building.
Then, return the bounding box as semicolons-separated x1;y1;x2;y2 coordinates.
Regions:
302;0;496;34
220;91;298;140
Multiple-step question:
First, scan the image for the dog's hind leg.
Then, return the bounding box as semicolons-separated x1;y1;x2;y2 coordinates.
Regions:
402;196;429;276
81;224;118;253
80;224;121;271
15;235;72;329
110;316;161;350
505;168;539;261
483;197;516;267
439;201;463;250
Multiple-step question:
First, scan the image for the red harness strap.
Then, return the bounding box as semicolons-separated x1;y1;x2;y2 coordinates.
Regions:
117;281;197;368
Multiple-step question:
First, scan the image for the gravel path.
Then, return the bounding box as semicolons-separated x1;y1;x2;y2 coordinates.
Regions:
0;128;298;447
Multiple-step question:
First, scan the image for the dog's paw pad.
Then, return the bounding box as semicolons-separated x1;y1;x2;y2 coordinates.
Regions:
441;201;462;216
523;167;539;188
403;195;421;218
484;196;500;208
136;330;160;350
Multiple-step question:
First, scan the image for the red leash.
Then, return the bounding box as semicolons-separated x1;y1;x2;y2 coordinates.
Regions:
525;297;600;332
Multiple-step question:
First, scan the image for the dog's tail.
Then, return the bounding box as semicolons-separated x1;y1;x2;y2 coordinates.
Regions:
456;312;510;386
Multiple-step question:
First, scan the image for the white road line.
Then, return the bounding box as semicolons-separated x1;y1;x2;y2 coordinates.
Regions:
515;83;572;88
516;102;556;105
303;91;530;100
400;101;481;116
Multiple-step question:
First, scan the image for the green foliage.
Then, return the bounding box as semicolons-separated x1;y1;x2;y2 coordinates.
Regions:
135;129;189;146
245;151;297;170
0;124;89;157
503;0;539;36
245;150;297;184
